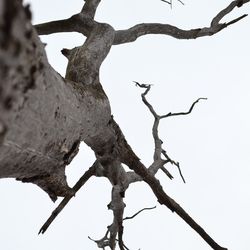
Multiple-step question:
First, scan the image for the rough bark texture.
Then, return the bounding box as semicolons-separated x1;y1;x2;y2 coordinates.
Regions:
0;0;248;249
0;0;111;201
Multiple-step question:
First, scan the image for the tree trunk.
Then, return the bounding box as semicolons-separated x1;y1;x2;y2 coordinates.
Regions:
0;0;111;201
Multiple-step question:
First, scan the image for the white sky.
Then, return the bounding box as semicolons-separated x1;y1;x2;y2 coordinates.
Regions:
0;1;249;250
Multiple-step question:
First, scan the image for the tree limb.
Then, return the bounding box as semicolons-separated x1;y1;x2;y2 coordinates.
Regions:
135;82;192;182
110;110;227;249
114;0;249;44
39;162;97;234
123;156;227;250
81;0;102;19
123;206;156;221
34;14;94;36
160;98;207;119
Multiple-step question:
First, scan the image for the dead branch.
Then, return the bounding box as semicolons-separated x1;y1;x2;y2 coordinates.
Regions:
34;14;94;36
161;0;185;7
160;165;174;180
160;98;207;118
135;82;187;182
81;0;102;19
114;83;226;249
123;206;157;221
38;162;97;234
122;153;227;250
162;150;185;183
114;0;249;44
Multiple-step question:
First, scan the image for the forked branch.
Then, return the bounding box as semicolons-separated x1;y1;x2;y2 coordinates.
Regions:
135;82;205;182
115;83;227;249
114;0;249;44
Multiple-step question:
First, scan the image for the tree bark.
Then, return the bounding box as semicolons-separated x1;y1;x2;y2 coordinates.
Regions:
1;1;247;249
0;0;111;201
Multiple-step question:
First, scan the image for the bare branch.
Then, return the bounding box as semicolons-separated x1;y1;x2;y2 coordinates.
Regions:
114;0;249;45
134;81;158;119
34;18;75;35
211;0;247;26
38;162;97;234
81;0;102;19
123;206;156;221
34;14;94;36
162;149;185;183
161;0;185;7
35;0;103;36
161;0;171;5
117;221;125;250
112;115;227;249
160;98;207;118
106;112;228;249
122;155;227;250
160;165;174;180
88;233;110;249
226;14;248;26
177;0;185;5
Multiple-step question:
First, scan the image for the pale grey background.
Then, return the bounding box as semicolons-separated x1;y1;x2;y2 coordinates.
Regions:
0;1;249;249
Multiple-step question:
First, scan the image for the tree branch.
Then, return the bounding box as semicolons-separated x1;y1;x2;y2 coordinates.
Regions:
123;206;156;221
160;98;207;119
34;14;94;36
162;149;185;183
35;0;102;36
111;91;227;249
81;0;102;19
211;0;247;26
123;156;227;250
39;162;97;234
135;82;190;182
114;0;249;44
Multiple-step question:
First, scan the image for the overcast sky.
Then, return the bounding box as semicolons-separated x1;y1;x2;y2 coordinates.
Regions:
1;1;249;250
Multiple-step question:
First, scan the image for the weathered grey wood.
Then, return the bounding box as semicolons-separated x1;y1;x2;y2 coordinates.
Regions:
1;0;248;249
0;0;111;201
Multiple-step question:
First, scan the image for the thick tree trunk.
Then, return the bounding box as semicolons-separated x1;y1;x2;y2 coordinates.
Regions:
0;0;111;201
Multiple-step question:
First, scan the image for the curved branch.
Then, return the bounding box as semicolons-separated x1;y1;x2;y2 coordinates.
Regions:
123;157;227;250
110;118;227;250
160;98;207;118
114;0;249;45
81;0;102;19
123;206;156;221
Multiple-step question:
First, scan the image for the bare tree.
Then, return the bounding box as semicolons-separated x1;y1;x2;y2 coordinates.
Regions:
0;0;249;249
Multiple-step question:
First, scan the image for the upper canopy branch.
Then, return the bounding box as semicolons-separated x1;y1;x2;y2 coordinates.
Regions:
114;0;249;44
81;0;102;19
35;0;102;36
35;14;95;36
35;0;249;44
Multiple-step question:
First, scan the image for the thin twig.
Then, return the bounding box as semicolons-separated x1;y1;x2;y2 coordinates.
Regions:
160;98;207;119
162;149;185;183
226;14;248;26
177;0;185;5
133;81;158;119
160;165;174;180
123;206;156;221
161;0;171;5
